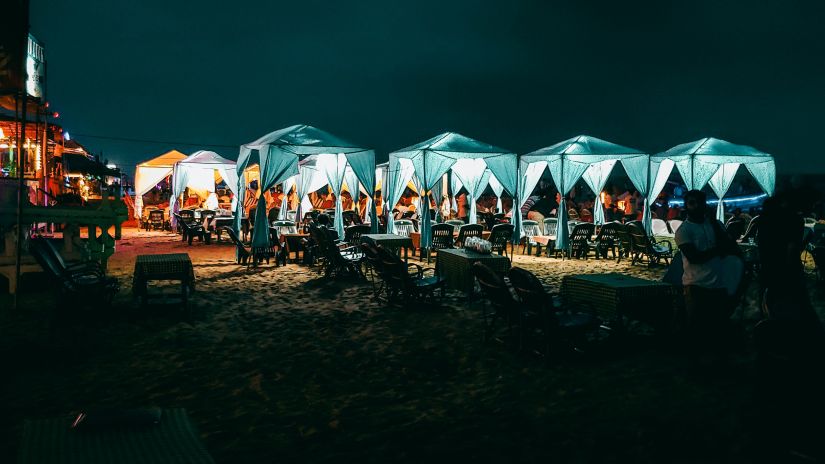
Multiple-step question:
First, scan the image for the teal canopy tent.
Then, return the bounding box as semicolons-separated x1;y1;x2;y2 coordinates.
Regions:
651;137;775;222
519;135;648;252
235;125;377;250
387;132;518;249
170;150;238;228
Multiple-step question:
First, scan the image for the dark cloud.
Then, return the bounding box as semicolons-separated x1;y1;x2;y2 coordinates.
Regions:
30;0;825;177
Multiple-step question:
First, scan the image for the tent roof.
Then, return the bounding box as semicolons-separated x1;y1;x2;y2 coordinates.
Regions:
136;149;187;168
242;124;367;154
524;135;645;159
653;137;772;162
391;132;513;157
179;150;235;166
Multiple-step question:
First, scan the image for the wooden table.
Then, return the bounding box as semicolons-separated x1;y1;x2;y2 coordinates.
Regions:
212;216;235;241
561;273;674;327
436;248;511;297
362;234;414;262
282;233;309;263
18;408;214;463
132;253;195;309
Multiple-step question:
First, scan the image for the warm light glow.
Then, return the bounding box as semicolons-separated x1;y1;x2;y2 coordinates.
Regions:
599;191;606;204
0;128;5;139
34;145;41;172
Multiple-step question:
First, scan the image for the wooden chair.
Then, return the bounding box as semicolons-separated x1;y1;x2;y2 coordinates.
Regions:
568;222;595;259
173;213;211;245
488;223;514;260
614;222;633;263
148;209;165;231
590;221;620;259
508;266;600;356
28;237;119;306
427;223;455;264
344;224;370;246
377;245;444;303
311;225;363;278
456;224;483;248
472;262;518;344
221;226;252;267
627;222;672;265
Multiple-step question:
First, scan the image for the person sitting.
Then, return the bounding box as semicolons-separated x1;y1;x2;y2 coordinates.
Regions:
527;191;555;223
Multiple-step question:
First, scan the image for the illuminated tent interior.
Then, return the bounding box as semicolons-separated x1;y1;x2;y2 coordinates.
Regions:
133;149;186;219
651;137;776;222
235;125;376;250
387;132;518;248
519;135;649;251
170;150;238;225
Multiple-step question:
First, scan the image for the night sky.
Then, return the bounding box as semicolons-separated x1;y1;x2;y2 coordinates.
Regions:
29;0;825;177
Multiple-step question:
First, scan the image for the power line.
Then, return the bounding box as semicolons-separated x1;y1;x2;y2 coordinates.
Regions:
71;133;238;148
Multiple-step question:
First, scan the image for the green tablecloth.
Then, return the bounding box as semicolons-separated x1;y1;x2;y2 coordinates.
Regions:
561;273;675;324
18;408;214;463
436;248;511;295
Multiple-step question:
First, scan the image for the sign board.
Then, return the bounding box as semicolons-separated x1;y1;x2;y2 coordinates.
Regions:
26;34;45;99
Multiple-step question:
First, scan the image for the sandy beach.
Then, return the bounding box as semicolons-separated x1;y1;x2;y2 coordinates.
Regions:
1;227;823;462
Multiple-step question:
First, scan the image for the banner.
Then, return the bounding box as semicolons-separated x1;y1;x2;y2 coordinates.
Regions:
26;34;45;99
0;0;28;95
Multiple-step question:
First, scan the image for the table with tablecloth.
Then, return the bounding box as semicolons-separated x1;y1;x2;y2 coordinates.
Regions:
132;253;195;307
561;273;675;327
436;248;511;296
409;230;491;254
362;234;414;261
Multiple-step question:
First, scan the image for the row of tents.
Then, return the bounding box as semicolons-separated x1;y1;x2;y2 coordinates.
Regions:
134;125;776;252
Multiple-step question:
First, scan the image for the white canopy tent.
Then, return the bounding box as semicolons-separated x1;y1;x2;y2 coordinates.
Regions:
133;149;187;219
387;132;518;248
235;125;376;250
170;150;238;226
650;137;776;222
519;135;648;251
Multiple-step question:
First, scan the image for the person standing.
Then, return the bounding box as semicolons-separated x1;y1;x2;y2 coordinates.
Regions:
675;190;740;349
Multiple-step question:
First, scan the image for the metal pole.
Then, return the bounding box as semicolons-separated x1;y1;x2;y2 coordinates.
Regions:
14;1;31;309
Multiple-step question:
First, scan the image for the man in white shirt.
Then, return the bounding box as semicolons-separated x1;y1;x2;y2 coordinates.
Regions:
675;190;738;347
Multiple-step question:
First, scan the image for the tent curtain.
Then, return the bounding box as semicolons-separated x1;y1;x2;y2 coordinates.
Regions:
580;160;617;225
708;163;741;222
169;168;190;228
516;160;547;237
745;159;776;196
548;158;588;252
430;173;445;221
450;174;462;212
251;147;300;249
295;165;324;223
278;176;296;220
451;158;489;226
621;155;652;233
384;158;415;233
488;172;505;213
344;151;378;232
133;166;172;219
675;157;719;191
318;153;348;238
